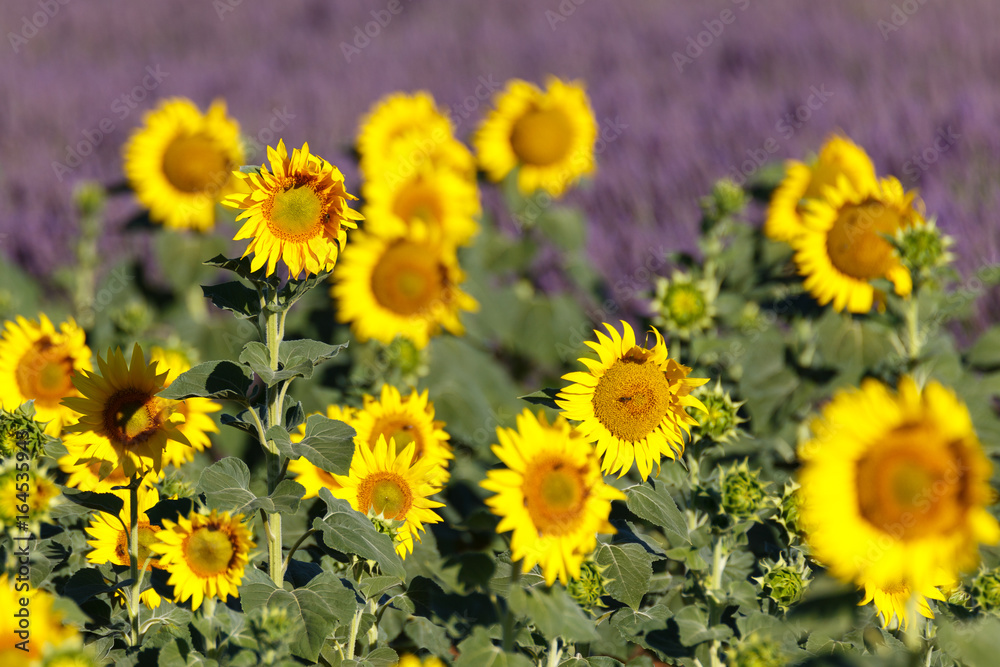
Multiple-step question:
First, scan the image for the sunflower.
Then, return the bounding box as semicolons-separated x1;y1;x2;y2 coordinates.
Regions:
798;376;1000;616
791;175;922;313
0;467;59;530
331;434;444;558
85;485;164;609
765;135;876;243
861;579;949;629
223;139;364;278
650;272;717;341
123;98;244;232
150;346;220;467
475;76;598;198
151;509;255;611
287;404;357;499
556;321;708;480
332;223;479;349
396;655;446;667
353;385;452;485
0;575;78;664
480;409;624;586
58;437;161;494
61;343;188;477
0;314;92;436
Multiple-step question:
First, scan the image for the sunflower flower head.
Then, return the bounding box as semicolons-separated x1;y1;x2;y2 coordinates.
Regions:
894;216;955;283
0;574;79;663
971;567;1000;612
556;321;709;480
0;466;59;531
0;402;51;459
689;381;746;444
753;552;811;612
224;139;363;278
567;558;609;611
650;272;717;341
719;460;769;521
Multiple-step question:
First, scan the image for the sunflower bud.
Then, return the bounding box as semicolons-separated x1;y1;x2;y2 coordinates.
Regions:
651;272;717;340
0;404;49;459
894;217;954;281
971;567;1000;611
719;460;768;520
690;381;746;444
754;553;811;611
726;634;785;667
73;180;107;221
111;300;154;337
700;178;748;224
773;481;803;539
568;558;608;610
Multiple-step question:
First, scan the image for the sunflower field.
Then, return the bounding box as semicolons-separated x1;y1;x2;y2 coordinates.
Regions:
5;3;1000;667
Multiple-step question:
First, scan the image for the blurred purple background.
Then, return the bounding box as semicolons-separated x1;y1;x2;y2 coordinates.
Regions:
3;0;999;319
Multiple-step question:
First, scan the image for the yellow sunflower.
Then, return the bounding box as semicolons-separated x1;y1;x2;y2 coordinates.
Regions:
0;574;78;664
396;655;446;667
475;76;598;197
0;314;92;436
85;485;164;609
61;343;188;477
150;346;220;467
331;434;444;558
287;404;357;499
123;97;244;232
765;135;876;243
861;579;949;629
556;321;708;480
332;223;479;349
0;467;59;530
151;509;255;611
58;437;161;494
480;409;625;586
223;139;364;278
791;175;922;313
798;376;1000;613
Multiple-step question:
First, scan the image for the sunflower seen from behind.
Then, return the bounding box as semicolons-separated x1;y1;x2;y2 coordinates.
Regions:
475;76;597;198
223;139;363;278
123;98;244;232
798;376;999;627
480;409;624;586
0;314;92;436
557;321;708;480
150;346;220;467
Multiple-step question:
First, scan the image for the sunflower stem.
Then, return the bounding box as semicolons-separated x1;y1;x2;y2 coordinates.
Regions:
346;606;364;660
546;637;562;667
128;472;141;648
502;559;522;653
264;303;285;587
905;294;921;366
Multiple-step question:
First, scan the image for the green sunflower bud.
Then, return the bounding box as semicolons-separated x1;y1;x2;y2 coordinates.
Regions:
894;217;954;279
690;381;746;443
651;271;717;340
0;403;50;459
972;567;1000;611
775;482;803;539
73;180;107;221
754;553;811;611
726;634;785;667
700;178;748;224
110;300;153;337
568;558;608;611
719;460;768;520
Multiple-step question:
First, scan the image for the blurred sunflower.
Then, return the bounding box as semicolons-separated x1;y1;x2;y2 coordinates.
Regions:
123;98;244;232
150;346;219;467
792;176;922;313
331;434;443;557
0;314;92;436
151;509;254;611
861;580;949;629
557;321;707;479
223;139;363;278
475;76;597;197
287;404;357;499
798;376;999;623
396;655;446;667
85;485;164;609
62;344;187;477
332;223;479;349
765;135;876;243
0;467;59;529
58;439;160;494
480;409;624;586
0;574;78;664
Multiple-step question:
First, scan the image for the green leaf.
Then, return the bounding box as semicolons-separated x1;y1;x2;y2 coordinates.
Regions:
454;627;535;667
204;253;274;286
518;388;561;410
268;414;355;474
239;339;349;387
672;605;732;647
280;338;349;369
314;490;405;579
968;326;1000;371
202;281;260;319
404;616;454;661
239;341;273;383
197;457;303;515
595;543;655;610
509;586;599;643
625;482;689;546
62;488;124;517
364;648;399;667
63;567;129;604
158;360;252;401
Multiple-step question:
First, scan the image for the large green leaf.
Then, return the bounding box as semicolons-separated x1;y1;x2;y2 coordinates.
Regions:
625;482;689;546
268;414;355;474
314;490;405;579
968;326;1000;371
158;360;253;401
454;627;535;667
508;585;599;643
595;543;655;610
197;457;304;515
61;488;124;517
202;281;260;319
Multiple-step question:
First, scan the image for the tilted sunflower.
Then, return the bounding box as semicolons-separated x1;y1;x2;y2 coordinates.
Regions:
331;434;444;558
0;314;92;436
798;376;999;626
0;574;78;664
61;344;188;477
287;404;357;499
150;346;220;467
480;409;624;586
765;134;876;243
332;222;479;349
223;139;363;278
151;509;255;611
123;98;244;232
85;485;164;609
475;76;597;198
557;321;708;480
792;175;922;313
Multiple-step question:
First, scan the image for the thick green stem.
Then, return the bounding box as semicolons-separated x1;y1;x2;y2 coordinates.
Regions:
346;607;364;660
264;305;285;586
502;559;522;653
905;295;921;365
546;637;562;667
128;474;140;647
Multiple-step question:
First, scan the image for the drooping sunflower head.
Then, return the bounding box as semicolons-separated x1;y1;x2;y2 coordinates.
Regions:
765;134;876;243
480;409;625;586
331;434;444;557
288;404;357;499
62;343;187;477
650;272;717;341
150;346;219;467
798;376;1000;601
475;76;598;198
123;97;244;231
0;314;92;436
556;321;709;480
332;223;479;349
223;139;364;278
151;509;255;611
791;175;923;313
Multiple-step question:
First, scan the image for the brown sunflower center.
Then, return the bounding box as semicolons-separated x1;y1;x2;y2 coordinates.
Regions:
267;184;324;241
392;180;444;225
523;456;588;536
370;241;445;316
855;423;972;541
184;525;236;577
114;520;162;570
162;133;229;193
14;337;76;407
102;390;164;446
591;354;674;443
510;107;574;166
826;199;902;280
374;418;422;457
358;471;413;520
